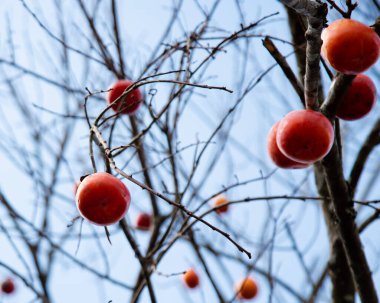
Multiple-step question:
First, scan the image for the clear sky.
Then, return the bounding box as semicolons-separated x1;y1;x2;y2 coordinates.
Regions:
0;1;379;303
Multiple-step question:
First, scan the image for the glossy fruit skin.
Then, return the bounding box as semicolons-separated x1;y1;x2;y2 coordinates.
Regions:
135;213;152;231
107;80;142;114
1;278;15;294
235;277;258;300
213;195;229;214
321;19;380;74
76;172;131;226
267;121;311;169
336;74;377;120
277;110;334;163
183;269;199;289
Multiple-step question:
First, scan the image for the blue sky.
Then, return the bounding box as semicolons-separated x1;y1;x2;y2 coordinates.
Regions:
0;1;379;302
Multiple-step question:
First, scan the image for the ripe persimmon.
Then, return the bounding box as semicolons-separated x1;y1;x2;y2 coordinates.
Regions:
321;19;380;74
183;268;199;289
213;194;229;214
276;110;334;163
135;212;152;231
235;277;258;300
336;74;377;121
1;278;15;295
267;121;311;169
107;79;142;114
76;172;131;226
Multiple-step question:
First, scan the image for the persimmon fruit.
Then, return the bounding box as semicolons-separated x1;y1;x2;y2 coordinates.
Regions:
135;212;152;231
235;277;258;300
1;278;15;295
213;195;229;214
336;74;377;121
267;121;311;169
277;110;334;163
183;268;199;289
75;172;131;226
107;79;142;114
321;19;380;74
